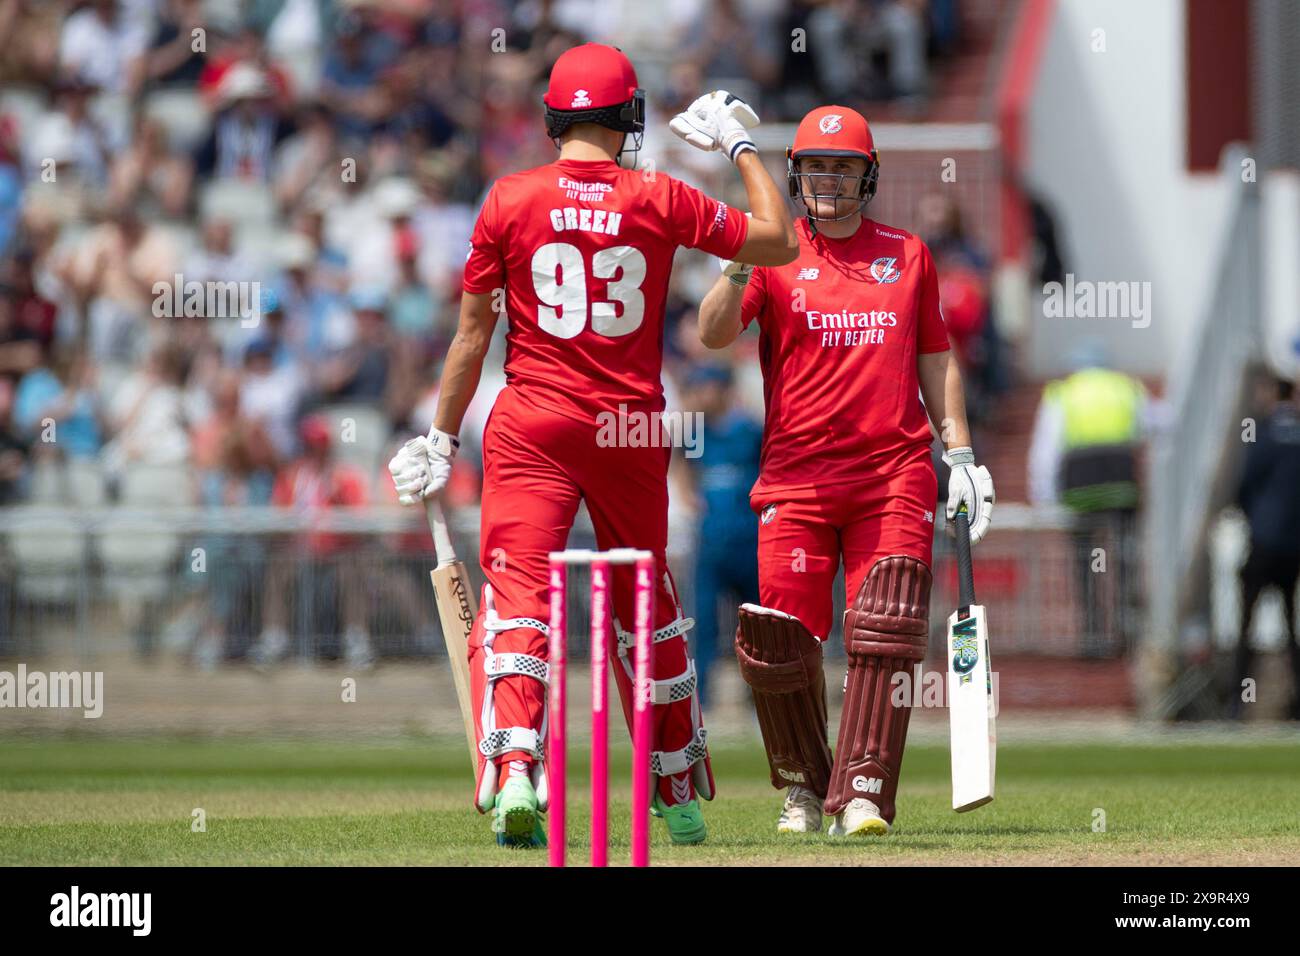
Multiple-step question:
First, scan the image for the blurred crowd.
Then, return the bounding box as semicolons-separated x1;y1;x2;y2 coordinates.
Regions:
0;0;1001;669
0;0;976;517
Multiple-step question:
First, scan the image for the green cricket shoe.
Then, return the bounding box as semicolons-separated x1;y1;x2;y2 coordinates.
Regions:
493;777;547;849
652;793;707;845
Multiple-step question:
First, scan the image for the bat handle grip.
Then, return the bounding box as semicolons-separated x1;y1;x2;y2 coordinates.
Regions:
425;498;455;568
954;506;976;608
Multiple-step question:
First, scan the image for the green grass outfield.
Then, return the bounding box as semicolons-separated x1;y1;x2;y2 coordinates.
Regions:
2;737;1298;865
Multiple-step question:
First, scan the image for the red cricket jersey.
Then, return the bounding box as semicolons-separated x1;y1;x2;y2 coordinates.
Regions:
741;217;951;500
463;157;749;421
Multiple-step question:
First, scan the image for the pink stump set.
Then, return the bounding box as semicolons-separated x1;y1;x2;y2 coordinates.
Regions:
547;549;655;867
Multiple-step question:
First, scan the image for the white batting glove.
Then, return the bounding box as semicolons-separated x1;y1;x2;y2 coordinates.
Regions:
943;446;995;545
388;426;458;506
669;91;759;162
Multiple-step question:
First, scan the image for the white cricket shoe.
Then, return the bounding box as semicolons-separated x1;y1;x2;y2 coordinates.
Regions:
776;786;823;833
828;798;891;837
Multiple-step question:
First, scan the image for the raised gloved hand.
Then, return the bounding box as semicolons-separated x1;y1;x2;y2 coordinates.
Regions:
943;446;995;545
718;256;754;287
388;426;458;506
669;90;759;162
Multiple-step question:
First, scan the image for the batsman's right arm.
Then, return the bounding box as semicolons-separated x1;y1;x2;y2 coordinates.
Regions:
433;290;498;435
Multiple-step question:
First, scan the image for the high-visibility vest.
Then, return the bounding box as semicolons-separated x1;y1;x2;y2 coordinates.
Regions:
1046;369;1143;511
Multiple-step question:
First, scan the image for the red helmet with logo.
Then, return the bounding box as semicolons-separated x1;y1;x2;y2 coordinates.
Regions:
543;43;645;159
787;105;880;220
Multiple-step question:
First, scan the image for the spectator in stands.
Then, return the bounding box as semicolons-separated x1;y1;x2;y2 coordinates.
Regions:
1231;375;1300;720
476;51;552;184
24;76;112;193
3;252;55;351
681;0;781;104
197;23;294;106
917;192;1005;419
273;231;347;363
317;285;392;405
184;216;257;300
0;115;22;255
252;414;374;669
61;202;177;362
679;363;762;707
101;338;191;483
320;9;400;144
239;336;303;461
808;0;929;105
1028;342;1152;654
0;376;29;505
13;342;102;459
0;273;44;380
107;114;194;219
0;0;65;87
141;0;210;88
374;56;458;153
189;367;277;667
387;228;437;342
58;0;150;95
410;153;475;304
195;63;292;182
192;366;276;506
273;100;339;213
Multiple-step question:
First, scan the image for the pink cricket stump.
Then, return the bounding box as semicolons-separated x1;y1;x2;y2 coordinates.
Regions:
546;558;567;868
589;560;610;867
631;554;655;868
546;549;655;867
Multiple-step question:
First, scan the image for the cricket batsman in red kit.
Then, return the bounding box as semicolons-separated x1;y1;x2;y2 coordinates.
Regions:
697;106;995;837
387;44;797;848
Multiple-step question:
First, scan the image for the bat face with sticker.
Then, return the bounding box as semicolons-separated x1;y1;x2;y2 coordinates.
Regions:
947;505;996;812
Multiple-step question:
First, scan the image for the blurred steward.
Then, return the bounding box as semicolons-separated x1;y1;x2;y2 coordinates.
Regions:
1231;375;1300;720
1028;342;1153;653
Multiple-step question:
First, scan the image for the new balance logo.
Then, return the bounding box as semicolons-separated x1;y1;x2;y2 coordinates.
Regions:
795;267;820;281
777;768;807;783
852;775;883;794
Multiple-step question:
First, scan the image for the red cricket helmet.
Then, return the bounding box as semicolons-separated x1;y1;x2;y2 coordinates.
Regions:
542;43;645;159
787;105;880;221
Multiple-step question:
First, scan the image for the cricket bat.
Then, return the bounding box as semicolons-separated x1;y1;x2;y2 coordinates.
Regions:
425;499;480;774
947;506;996;812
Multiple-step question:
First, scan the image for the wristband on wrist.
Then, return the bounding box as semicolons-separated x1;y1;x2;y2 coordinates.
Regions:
427;427;460;459
943;446;974;467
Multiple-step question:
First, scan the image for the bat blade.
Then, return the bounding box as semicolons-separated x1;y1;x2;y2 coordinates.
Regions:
426;501;480;774
947;602;995;811
430;560;479;769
